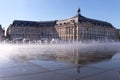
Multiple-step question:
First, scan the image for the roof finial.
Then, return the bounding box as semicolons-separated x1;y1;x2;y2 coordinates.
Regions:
77;8;81;14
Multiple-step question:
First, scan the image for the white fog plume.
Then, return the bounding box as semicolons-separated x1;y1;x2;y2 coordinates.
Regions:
0;42;120;62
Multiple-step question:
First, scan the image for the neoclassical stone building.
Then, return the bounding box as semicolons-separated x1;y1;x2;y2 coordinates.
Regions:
6;8;118;41
6;21;58;41
0;25;5;41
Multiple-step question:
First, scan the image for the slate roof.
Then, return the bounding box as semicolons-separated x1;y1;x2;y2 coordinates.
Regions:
12;14;115;29
78;14;114;28
12;20;56;27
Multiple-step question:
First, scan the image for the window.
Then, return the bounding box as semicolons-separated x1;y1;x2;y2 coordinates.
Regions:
64;23;66;25
25;29;27;31
46;25;49;27
59;23;62;25
22;24;24;26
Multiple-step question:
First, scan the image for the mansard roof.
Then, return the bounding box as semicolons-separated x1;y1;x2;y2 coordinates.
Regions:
73;14;114;28
12;20;56;27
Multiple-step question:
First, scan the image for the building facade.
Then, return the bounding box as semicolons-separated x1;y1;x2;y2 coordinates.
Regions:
6;21;58;41
0;25;5;41
6;8;118;42
55;8;118;41
117;29;120;40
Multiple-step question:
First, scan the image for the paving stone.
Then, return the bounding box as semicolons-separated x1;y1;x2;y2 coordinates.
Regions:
0;65;48;78
30;60;76;70
87;59;120;70
55;66;105;80
0;60;33;68
80;71;120;80
0;72;73;80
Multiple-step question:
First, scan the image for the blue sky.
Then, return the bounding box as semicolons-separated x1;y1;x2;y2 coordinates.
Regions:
0;0;120;30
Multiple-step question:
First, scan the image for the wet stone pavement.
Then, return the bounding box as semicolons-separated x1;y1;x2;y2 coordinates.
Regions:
0;56;120;80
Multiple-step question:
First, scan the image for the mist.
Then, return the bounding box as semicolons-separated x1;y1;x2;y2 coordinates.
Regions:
0;42;119;63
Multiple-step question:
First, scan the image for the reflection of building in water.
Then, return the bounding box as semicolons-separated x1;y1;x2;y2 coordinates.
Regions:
75;65;81;80
6;8;118;41
77;66;80;75
0;25;5;41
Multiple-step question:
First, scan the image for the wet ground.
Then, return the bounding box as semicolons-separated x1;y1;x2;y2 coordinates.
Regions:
0;53;120;80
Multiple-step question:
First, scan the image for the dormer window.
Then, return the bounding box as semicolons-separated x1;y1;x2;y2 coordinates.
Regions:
46;25;49;27
70;20;75;22
64;23;66;25
60;23;62;25
15;24;18;26
22;24;24;26
56;24;58;26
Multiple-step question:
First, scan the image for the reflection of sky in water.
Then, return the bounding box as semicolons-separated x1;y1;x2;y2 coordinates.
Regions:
112;53;120;60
